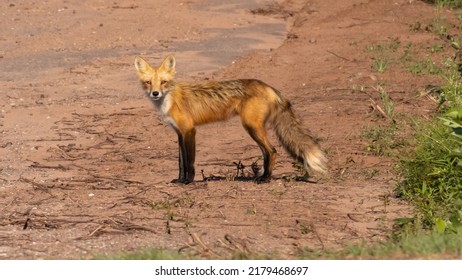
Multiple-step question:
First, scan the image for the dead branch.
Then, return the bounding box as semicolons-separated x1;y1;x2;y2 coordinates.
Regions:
368;98;391;120
327;50;352;62
29;161;69;170
180;233;221;258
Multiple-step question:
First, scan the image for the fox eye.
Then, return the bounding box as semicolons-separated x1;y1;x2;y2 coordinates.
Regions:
145;80;151;85
160;80;167;85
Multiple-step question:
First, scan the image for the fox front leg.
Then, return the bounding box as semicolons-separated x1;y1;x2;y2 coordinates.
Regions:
184;128;196;183
172;129;196;184
171;132;188;184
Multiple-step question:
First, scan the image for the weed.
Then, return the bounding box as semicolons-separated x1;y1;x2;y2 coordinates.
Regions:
365;38;403;72
399;43;414;64
296;220;313;235
440;58;462;108
450;36;461;50
428;15;449;38
376;86;396;121
430;43;444;53
362;86;404;155
362;124;399;156
245;204;257;215
410;21;423;32
349;40;358;46
373;55;389;72
148;195;197;234
366;44;390;72
364;38;448;75
98;248;189;260
407;57;443;75
269;188;286;197
360;168;380;179
351;84;366;93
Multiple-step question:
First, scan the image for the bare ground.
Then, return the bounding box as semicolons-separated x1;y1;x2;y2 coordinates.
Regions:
0;0;457;259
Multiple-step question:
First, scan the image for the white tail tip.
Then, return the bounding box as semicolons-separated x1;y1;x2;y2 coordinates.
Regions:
304;149;328;174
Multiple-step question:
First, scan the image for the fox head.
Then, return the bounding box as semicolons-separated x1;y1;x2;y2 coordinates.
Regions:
134;54;176;100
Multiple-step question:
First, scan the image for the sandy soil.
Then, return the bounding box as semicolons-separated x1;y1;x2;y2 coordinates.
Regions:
0;0;456;259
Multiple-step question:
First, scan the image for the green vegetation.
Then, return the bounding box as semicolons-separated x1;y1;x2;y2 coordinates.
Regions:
101;248;187;260
366;39;400;72
284;2;462;258
362;124;400;157
397;36;462;232
425;0;462;8
366;39;447;76
360;2;462;258
298;231;462;259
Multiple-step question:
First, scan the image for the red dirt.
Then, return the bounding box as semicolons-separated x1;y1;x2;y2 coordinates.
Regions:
0;0;457;259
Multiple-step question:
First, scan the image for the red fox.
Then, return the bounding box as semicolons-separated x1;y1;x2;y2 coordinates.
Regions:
134;54;327;184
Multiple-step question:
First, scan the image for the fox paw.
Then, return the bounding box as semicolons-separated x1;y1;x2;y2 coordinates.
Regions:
255;176;271;184
171;178;193;185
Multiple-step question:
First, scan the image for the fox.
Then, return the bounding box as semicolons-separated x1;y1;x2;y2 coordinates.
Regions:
134;54;327;184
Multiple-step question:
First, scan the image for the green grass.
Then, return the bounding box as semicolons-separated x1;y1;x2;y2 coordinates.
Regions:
362;124;400;156
425;0;462;8
360;85;406;156
99;246;278;260
406;57;443;75
397;1;462;232
366;39;446;76
100;230;462;259
372;52;390;73
398;48;462;233
398;117;462;230
366;40;400;72
98;248;188;260
298;231;462;259
359;1;462;259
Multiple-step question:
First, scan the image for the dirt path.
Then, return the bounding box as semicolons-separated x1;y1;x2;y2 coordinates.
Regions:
0;0;450;259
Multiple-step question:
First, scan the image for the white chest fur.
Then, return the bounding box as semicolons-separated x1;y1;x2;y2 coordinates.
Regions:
151;94;178;129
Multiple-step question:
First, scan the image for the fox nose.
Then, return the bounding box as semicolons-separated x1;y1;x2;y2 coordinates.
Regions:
151;91;160;98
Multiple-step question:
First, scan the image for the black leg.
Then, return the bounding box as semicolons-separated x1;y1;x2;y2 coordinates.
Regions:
184;128;196;183
242;125;276;183
172;132;188;183
172;129;196;184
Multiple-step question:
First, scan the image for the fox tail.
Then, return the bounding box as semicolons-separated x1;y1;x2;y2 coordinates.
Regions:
270;97;328;174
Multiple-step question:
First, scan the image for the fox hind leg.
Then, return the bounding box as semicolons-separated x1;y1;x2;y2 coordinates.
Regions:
240;99;277;182
244;125;276;182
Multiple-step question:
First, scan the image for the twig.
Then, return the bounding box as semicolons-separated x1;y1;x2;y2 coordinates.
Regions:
327;50;352;62
88;225;105;237
347;213;361;222
112;5;138;9
186;233;221;258
369;98;391;120
30;161;69;170
233;161;245;177
91;175;144;184
55;146;82;160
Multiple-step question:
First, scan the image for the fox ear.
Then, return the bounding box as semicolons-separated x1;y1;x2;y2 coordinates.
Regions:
160;54;176;74
134;56;152;77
